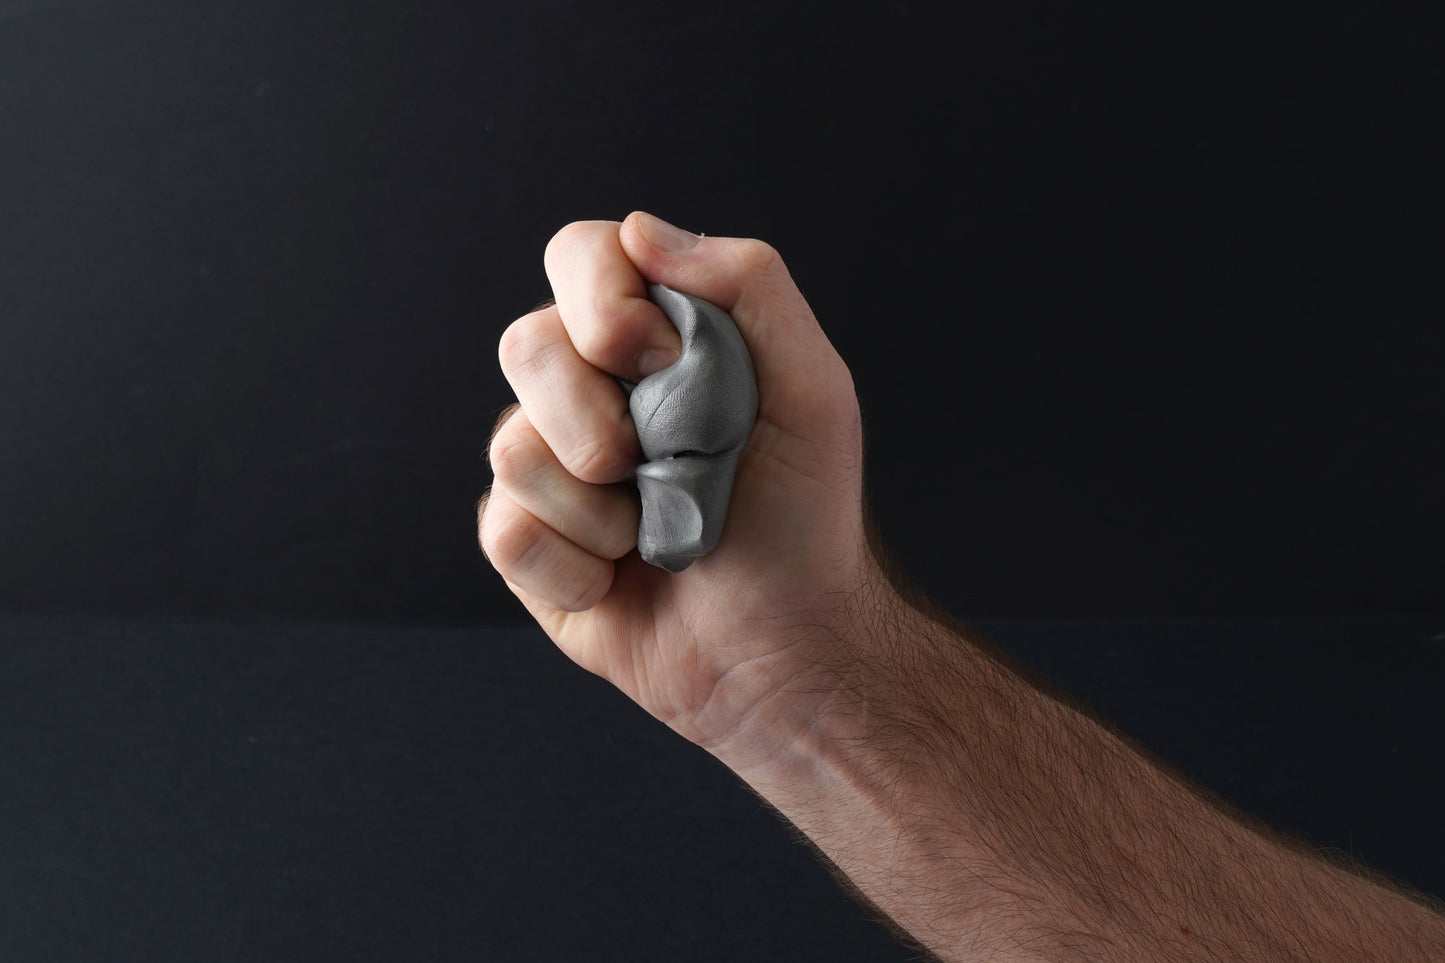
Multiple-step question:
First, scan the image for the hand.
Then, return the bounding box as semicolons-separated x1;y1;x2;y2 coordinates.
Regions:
478;212;883;755
481;215;1445;963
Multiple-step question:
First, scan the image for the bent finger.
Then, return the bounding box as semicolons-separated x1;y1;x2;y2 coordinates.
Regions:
478;486;614;613
499;304;639;484
544;220;681;381
489;406;640;561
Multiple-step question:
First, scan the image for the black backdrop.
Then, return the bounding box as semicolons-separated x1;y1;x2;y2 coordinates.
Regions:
3;5;1444;960
3;1;1441;624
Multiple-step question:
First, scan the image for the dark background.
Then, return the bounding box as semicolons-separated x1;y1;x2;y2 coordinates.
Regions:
0;616;1440;962
2;0;1440;624
1;2;1442;960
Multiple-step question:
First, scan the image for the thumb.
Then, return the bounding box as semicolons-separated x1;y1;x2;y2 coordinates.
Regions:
618;211;854;435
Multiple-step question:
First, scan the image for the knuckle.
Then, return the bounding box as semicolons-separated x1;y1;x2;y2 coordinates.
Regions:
565;573;610;613
571;291;634;363
569;291;664;372
486;402;521;456
734;238;782;276
474;491;492;546
544;221;592;271
560;291;613;363
597;520;637;562
498;315;539;372
480;504;546;574
499;318;563;385
564;434;626;485
487;414;547;487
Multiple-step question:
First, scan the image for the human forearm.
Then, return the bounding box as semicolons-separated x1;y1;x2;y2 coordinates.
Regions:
709;590;1445;962
484;217;1444;960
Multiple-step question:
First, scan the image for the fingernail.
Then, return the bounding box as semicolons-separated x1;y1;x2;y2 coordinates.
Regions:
637;212;700;253
636;346;679;377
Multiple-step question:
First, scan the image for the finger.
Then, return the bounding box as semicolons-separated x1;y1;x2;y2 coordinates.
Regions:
617;210;856;439
473;398;515;560
543;220;682;381
475;488;493;557
484;402;522;467
489;405;640;560
498;304;639;484
478;486;614;613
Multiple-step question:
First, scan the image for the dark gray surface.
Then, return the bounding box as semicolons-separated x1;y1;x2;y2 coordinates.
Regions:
2;615;1440;961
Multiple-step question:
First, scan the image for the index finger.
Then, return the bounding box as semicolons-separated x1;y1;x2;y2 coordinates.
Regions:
543;220;682;382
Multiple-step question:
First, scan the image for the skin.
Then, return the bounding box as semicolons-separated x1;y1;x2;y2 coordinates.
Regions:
478;212;1445;961
480;212;874;754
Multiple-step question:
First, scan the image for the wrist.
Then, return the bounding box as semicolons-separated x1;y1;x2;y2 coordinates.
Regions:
699;576;1036;958
690;571;1445;963
694;559;931;776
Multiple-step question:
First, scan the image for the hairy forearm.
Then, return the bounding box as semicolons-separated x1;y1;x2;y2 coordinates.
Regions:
709;594;1445;961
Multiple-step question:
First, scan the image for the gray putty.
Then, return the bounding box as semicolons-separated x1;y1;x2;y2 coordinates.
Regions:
619;284;758;572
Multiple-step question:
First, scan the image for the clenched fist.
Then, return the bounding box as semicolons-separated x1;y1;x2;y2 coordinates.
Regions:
477;211;887;759
477;213;1445;963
